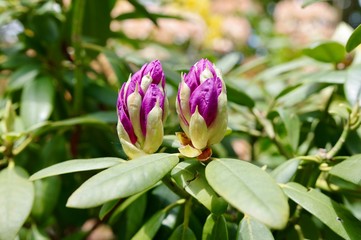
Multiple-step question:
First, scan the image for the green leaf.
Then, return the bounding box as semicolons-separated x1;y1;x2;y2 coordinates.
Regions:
303;41;346;63
0;167;34;240
344;66;361;106
205;158;289;229
216;52;242;74
237;216;274;240
7;65;39;91
131;209;166;240
277;109;300;151
171;160;227;214
169;224;197;240
270;158;300;184
202;214;228;240
282;182;361;240
31;177;61;222
125;194;148;239
67;153;179;208
346;24;361;52
20;76;55;128
30;157;124;181
226;83;255;108
329;154;361;185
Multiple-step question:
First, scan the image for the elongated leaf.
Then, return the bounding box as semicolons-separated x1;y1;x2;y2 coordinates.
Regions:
303;41;346;63
205;158;289;229
20;76;55;128
171;160;227;214
31;177;61;221
202;214;228;240
277;109;300;151
169;224;197;240
131;210;166;240
282;182;361;240
226;83;255;108
0;167;34;240
67;153;179;208
30;158;124;181
237;216;274;240
8;65;39;91
346;24;361;52
329;154;361;185
344;66;361;106
270;158;300;184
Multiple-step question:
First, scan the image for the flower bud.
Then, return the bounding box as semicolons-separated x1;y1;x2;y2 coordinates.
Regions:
117;60;168;159
176;59;228;159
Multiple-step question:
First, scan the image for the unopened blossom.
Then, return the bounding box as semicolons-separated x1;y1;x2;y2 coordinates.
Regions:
117;60;168;159
176;59;228;159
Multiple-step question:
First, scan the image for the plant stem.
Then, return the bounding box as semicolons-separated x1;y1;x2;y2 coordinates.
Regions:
162;174;190;199
72;0;86;115
253;109;293;159
183;198;192;233
326;119;350;160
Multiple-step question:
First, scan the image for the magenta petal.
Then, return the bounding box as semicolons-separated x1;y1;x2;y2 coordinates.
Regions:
195;59;217;77
140;84;164;135
117;94;137;144
189;78;218;126
184;66;200;92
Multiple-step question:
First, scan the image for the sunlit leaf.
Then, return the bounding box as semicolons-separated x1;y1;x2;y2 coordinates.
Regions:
67;153;179;208
344;65;361;106
0;167;34;240
30;158;124;181
206;158;289;229
171;160;227;214
270;158;300;184
202;214;228;240
237;216;274;240
346;24;361;52
20;76;55;128
277;109;300;151
329;154;361;185
282;182;361;240
303;41;346;63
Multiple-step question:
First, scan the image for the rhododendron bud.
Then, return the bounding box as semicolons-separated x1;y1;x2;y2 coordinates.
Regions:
117;60;168;159
176;59;228;159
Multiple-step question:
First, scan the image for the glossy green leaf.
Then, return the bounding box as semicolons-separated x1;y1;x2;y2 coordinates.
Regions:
0;167;34;240
205;158;289;229
31;177;61;221
202;214;228;240
277;109;300;151
67;153;179;208
282;182;361;240
237;216;274;240
20;76;55;128
344;66;361;106
131;210;166;240
171;160;227;214
169;224;197;240
303;41;346;63
346;24;361;52
226;83;255;108
30;157;124;181
270;158;300;184
329;154;361;185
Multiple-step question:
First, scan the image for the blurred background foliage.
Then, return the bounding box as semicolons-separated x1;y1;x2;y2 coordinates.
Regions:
1;0;361;239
